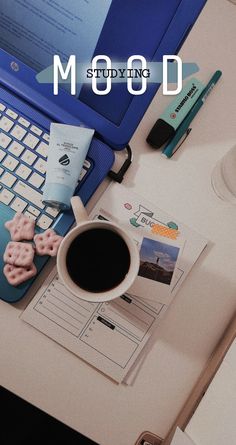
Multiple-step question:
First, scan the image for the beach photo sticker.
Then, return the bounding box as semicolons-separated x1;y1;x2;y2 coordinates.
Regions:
138;237;180;286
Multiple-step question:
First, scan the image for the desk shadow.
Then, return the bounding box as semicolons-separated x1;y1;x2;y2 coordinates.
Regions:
1;386;98;445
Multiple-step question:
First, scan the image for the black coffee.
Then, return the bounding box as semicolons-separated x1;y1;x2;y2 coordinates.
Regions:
66;228;131;293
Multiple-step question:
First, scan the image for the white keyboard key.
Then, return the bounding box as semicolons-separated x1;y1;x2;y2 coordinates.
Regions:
8;141;24;157
0;188;14;205
0;116;14;132
28;172;44;188
23;133;39;149
0;132;12;148
11;197;27;212
6;108;18;119
24;211;37;221
30;125;42;136
34;158;47;175
0;148;6;162
15;164;32;180
0;172;17;187
42;133;50;142
83;159;91;169
27;205;40;217
45;206;60;218
0;103;6;112
11;124;27;141
36;141;48;158
79;168;87;181
14;181;44;209
37;214;53;229
21;149;37;166
18;117;30;128
2;155;19;171
0;166;4;176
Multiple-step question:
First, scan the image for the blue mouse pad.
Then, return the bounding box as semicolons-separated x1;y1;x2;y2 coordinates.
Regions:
0;204;50;303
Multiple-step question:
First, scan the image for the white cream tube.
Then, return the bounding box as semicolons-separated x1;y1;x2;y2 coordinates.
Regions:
43;123;94;210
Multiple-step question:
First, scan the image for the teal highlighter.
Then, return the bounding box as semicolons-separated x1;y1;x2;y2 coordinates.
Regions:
146;77;205;148
162;70;222;158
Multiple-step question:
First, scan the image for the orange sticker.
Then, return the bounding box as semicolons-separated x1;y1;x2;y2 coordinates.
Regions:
151;223;179;240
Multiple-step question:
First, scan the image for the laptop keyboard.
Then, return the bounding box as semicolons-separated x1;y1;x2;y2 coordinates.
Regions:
0;100;92;230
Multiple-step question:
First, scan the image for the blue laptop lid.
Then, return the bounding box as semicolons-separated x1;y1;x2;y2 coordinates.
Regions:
0;0;207;149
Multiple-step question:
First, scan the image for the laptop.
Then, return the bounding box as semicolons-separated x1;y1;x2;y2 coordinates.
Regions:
0;0;207;303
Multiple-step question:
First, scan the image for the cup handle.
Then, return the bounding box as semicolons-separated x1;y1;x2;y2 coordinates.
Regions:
71;196;88;225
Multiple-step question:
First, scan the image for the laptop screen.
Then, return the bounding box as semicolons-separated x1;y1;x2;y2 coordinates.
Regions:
0;0;187;127
0;0;112;75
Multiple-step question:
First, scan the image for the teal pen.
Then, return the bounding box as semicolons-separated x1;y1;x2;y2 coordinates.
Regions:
162;70;222;158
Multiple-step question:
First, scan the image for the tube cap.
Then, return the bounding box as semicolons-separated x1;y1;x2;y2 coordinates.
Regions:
42;183;73;210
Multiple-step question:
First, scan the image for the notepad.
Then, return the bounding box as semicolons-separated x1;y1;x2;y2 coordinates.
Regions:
170;428;196;445
21;268;167;383
21;184;207;383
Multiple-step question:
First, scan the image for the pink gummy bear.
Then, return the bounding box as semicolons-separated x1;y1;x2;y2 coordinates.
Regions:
34;229;63;257
3;263;37;287
5;213;35;241
3;241;35;267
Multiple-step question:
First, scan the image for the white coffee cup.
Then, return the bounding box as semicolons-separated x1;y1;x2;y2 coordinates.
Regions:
57;196;140;302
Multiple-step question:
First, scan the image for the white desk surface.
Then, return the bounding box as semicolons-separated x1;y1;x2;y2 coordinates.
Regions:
1;1;236;444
